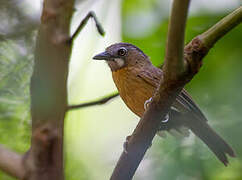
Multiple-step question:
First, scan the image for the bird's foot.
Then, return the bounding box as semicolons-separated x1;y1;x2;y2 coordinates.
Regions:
144;97;153;110
144;98;169;123
162;114;169;123
157;114;170;131
123;135;131;154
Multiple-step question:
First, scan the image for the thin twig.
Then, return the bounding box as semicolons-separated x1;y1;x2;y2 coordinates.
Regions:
199;6;242;48
69;11;105;43
0;145;25;179
68;92;119;110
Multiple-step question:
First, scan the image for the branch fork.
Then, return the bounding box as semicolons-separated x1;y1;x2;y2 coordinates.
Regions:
68;11;105;44
110;3;242;180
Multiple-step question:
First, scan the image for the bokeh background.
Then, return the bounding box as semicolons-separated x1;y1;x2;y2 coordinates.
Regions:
0;0;242;179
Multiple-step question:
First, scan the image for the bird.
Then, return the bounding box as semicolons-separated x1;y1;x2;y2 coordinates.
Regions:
93;42;235;166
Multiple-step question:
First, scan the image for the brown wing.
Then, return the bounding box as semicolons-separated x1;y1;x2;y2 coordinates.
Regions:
137;66;235;165
136;65;162;88
137;65;207;122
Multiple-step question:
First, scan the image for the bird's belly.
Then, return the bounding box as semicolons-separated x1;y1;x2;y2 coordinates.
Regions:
112;69;155;117
127;85;154;117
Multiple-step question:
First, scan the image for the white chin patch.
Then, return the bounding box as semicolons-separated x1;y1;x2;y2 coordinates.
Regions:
114;58;125;68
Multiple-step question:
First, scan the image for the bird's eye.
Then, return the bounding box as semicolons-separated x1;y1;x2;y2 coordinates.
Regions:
117;47;127;56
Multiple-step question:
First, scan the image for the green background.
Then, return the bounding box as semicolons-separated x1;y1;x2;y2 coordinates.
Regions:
0;0;241;179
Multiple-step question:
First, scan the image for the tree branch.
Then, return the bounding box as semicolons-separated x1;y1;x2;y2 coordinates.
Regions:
25;0;75;179
184;6;242;76
110;4;241;180
199;6;242;48
0;145;25;179
110;1;191;180
68;92;119;110
69;11;105;43
163;0;190;79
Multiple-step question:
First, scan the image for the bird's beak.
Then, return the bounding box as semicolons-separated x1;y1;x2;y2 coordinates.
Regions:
93;51;111;60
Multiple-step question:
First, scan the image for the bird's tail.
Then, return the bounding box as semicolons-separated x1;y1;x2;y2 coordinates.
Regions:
187;118;236;166
158;110;236;166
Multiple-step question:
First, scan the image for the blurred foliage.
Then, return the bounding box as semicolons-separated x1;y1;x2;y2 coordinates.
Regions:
0;41;32;179
0;2;35;179
0;0;241;180
0;40;32;146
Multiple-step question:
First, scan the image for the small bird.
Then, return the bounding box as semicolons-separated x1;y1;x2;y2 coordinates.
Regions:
93;42;235;166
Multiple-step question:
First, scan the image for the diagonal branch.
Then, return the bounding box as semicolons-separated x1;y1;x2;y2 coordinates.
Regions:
110;1;191;180
68;92;119;110
0;145;25;179
199;6;242;48
69;11;105;43
184;7;242;76
110;4;241;180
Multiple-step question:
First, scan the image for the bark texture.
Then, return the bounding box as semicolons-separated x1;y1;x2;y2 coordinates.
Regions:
24;0;74;179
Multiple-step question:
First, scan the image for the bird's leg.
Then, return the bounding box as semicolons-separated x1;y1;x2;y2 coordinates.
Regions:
144;97;169;132
145;97;169;123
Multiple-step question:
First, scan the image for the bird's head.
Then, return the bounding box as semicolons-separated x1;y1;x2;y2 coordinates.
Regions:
93;43;151;71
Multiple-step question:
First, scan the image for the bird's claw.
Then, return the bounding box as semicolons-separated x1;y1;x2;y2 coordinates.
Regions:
144;97;153;110
145;97;169;123
157;114;170;131
162;114;169;123
144;98;169;123
123;135;131;154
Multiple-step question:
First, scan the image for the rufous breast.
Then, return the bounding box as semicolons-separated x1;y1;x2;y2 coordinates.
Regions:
112;67;156;117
